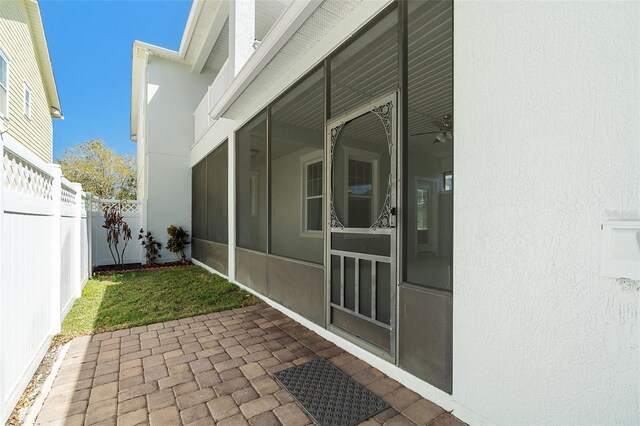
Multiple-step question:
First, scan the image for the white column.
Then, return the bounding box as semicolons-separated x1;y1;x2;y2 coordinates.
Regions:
229;0;255;77
228;132;236;281
71;183;83;299
50;164;62;333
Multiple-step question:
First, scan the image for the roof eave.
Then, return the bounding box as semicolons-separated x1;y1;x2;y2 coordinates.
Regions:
178;0;205;59
24;0;62;119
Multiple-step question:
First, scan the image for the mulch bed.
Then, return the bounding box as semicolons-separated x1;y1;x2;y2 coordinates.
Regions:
92;261;193;275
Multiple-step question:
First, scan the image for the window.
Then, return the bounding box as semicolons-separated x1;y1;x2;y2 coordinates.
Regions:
444;171;453;191
303;159;323;233
347;158;374;228
0;50;8;118
417;185;429;232
23;82;31;119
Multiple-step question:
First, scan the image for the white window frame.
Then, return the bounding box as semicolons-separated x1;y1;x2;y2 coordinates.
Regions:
23;81;31;120
443;170;453;192
300;150;323;238
0;49;9;120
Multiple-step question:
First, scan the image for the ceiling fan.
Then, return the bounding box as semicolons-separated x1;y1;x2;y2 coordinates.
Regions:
410;114;453;144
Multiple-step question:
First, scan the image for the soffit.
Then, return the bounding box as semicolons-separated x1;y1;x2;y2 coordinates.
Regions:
203;18;229;73
222;0;362;119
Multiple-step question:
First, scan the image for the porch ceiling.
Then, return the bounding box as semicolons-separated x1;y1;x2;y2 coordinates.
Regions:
221;0;453;160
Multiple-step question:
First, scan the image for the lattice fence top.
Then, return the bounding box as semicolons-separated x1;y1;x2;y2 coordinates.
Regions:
61;185;76;208
92;200;142;214
3;148;53;201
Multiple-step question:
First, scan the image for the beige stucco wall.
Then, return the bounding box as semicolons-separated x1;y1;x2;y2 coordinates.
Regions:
0;0;53;162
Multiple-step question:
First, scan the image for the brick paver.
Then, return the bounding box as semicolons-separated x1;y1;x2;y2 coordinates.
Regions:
34;303;466;425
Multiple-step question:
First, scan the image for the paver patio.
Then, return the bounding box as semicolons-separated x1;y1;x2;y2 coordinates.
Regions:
35;303;464;426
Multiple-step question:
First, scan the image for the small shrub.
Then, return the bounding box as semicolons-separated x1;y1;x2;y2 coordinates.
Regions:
138;228;161;265
102;203;132;266
167;225;190;261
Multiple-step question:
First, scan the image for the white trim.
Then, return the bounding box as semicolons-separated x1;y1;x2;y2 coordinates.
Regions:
191;258;490;426
23;81;32;120
300;150;323;238
442;170;453;193
23;0;62;118
0;48;9;121
415;176;439;255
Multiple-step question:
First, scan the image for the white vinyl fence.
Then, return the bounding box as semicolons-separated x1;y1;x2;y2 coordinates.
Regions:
0;135;142;423
91;199;142;267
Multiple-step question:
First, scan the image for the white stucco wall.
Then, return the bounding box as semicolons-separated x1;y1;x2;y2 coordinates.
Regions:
454;1;639;424
144;58;216;261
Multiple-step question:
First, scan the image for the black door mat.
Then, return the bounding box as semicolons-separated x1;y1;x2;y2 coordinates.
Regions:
273;357;389;426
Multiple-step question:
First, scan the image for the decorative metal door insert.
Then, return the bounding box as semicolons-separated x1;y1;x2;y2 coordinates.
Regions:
326;94;397;355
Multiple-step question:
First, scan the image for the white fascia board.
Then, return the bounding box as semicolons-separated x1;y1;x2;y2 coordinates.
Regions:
191;1;229;73
24;0;62;118
178;0;205;59
134;41;182;62
209;0;323;120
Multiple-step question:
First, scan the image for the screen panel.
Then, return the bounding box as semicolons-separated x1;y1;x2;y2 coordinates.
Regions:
270;67;325;264
207;141;228;244
236;112;268;252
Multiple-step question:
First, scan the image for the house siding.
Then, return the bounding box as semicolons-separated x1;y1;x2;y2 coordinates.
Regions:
0;0;53;162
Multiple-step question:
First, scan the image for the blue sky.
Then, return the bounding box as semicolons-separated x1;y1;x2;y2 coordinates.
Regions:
40;0;192;160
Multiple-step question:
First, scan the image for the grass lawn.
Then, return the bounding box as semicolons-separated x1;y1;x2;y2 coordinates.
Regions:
60;265;261;341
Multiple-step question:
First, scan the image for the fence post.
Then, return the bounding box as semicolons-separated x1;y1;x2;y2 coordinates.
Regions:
87;192;93;277
71;183;82;299
50;164;62;333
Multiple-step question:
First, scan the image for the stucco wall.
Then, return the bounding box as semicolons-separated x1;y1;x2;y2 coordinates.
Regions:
453;1;640;424
145;58;215;261
0;0;53;162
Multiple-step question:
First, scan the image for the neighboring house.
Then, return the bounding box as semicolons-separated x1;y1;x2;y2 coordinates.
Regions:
0;0;62;162
131;0;290;262
131;1;640;425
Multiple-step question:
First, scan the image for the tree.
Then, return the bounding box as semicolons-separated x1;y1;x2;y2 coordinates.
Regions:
57;139;136;199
